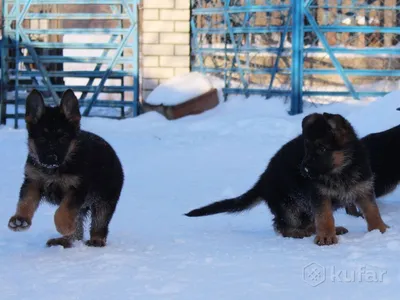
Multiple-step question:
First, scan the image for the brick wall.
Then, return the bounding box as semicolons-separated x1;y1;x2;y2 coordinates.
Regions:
140;0;191;101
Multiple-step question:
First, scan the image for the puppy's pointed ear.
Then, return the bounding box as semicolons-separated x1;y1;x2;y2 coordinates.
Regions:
323;113;344;130
25;89;45;124
60;89;81;123
323;113;356;145
302;113;320;130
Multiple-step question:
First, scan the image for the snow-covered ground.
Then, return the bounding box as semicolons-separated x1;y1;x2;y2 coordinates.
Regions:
1;85;400;299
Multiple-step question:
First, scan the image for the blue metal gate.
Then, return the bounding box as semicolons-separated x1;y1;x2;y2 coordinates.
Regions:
1;0;139;128
191;0;400;115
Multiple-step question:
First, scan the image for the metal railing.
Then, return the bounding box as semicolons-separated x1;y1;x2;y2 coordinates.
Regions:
191;0;400;115
1;0;140;128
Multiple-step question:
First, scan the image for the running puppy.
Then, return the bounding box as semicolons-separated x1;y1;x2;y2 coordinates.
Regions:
8;89;124;248
185;113;388;246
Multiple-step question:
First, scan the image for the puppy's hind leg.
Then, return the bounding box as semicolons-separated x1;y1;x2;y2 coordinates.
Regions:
86;202;117;247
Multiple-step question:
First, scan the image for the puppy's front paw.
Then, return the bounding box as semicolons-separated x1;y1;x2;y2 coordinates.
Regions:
8;216;31;232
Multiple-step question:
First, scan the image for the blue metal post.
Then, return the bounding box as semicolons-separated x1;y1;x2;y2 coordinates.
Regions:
223;12;228;102
132;0;139;116
290;0;304;115
14;0;21;129
244;0;251;98
0;0;7;125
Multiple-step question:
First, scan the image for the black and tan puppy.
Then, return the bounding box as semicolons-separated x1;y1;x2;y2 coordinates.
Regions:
185;113;388;246
346;124;400;217
8;89;124;248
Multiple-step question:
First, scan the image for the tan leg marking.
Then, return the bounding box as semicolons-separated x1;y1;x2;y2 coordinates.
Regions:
8;182;41;231
357;194;388;233
314;198;338;246
54;194;79;236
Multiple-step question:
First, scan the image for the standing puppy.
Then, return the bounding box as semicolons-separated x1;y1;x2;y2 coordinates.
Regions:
8;89;124;248
185;113;388;246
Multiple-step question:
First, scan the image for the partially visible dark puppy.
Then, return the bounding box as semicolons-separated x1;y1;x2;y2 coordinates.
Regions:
345;124;400;218
8;89;124;248
185;113;388;246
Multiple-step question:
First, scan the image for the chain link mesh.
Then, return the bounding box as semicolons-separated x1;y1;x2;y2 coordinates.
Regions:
304;0;400;103
192;0;292;97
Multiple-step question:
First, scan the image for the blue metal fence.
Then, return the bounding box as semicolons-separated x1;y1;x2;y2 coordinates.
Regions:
1;0;139;128
191;0;400;115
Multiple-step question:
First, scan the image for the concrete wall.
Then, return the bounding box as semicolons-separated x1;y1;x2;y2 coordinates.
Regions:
140;0;191;100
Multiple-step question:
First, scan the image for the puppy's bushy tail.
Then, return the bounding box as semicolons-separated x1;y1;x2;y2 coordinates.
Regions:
185;185;262;217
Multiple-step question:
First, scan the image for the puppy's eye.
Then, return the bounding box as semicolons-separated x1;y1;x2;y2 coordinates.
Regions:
319;146;327;153
43;128;49;133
